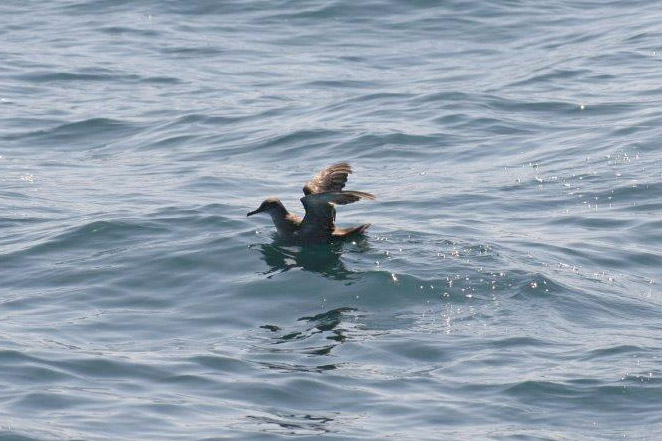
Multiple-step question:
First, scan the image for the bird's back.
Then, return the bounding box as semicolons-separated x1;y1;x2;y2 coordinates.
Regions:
298;196;336;243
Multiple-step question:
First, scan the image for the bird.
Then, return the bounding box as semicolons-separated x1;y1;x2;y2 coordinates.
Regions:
247;162;375;244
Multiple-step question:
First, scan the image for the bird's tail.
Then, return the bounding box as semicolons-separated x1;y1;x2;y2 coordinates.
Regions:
332;223;371;238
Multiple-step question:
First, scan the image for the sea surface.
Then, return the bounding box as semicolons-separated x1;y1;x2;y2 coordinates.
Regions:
1;1;661;440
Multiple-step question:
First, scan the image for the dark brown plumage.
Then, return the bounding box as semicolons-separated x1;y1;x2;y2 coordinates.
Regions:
303;162;352;195
247;162;375;243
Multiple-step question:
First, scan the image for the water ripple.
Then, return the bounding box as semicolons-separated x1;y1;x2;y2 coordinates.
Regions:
2;0;661;440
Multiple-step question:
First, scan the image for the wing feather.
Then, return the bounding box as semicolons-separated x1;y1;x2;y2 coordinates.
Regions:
312;191;375;205
303;162;353;195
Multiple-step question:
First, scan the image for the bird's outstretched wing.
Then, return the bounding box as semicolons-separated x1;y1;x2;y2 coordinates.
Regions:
302;162;375;207
303;162;353;196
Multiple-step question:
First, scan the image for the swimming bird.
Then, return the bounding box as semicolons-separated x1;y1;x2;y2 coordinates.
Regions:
247;162;375;243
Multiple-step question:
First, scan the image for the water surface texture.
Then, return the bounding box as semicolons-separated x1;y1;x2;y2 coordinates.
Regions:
2;1;662;440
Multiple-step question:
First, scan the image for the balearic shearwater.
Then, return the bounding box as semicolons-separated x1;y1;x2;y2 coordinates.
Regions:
247;162;375;243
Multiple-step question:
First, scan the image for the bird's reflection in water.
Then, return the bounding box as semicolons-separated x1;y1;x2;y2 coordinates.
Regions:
258;307;360;370
244;411;340;437
249;308;366;434
251;236;369;381
252;234;370;281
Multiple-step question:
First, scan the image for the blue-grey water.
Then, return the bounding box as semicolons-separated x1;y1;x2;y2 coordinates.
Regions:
2;1;661;440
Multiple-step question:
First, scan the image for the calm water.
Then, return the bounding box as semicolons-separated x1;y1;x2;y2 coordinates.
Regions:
2;1;661;440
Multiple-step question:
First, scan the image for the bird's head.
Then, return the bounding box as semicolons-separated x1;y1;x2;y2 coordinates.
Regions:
247;198;285;217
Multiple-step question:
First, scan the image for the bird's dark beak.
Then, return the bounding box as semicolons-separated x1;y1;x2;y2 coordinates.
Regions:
247;208;261;217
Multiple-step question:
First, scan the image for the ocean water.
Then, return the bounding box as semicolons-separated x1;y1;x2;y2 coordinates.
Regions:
1;1;661;440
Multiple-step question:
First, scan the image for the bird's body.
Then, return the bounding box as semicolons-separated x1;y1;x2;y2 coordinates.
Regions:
247;163;375;244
